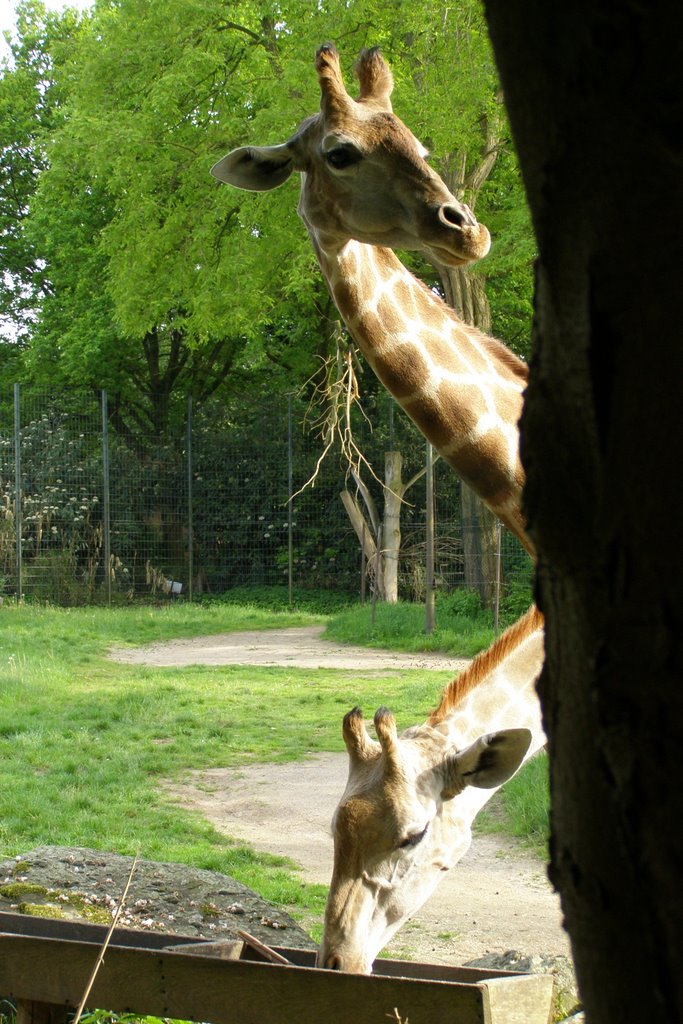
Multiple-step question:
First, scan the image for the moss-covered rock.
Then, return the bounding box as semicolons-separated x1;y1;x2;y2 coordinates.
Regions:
0;882;48;899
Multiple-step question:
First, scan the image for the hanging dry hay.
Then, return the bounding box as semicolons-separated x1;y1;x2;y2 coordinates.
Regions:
292;324;384;501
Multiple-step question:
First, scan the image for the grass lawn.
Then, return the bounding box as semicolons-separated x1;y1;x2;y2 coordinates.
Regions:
0;594;548;934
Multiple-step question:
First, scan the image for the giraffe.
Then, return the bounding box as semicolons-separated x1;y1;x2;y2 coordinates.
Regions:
319;605;545;973
211;44;534;556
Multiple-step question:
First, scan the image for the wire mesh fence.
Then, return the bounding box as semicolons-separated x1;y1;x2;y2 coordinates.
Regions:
0;385;532;614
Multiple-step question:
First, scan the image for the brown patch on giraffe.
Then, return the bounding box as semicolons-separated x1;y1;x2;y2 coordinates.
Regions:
442;436;514;503
401;391;473;453
371;345;431;401
376;293;412;335
332;278;359;323
428;605;544;724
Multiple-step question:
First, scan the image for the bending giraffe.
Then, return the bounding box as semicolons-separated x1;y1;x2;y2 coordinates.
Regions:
211;44;534;556
320;605;545;973
211;45;545;973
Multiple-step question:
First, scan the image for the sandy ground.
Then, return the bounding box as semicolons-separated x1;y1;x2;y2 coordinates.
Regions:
113;626;571;966
111;623;471;672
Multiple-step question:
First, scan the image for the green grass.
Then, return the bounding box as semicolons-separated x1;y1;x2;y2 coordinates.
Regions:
324;597;496;657
0;600;450;927
0;593;548;935
498;752;550;853
478;753;550;856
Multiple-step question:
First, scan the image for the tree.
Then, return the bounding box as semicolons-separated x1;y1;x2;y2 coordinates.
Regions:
484;1;683;1021
1;0;336;435
0;1;78;349
341;447;437;603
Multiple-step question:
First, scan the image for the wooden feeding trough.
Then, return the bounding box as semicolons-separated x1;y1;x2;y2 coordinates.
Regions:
0;911;554;1024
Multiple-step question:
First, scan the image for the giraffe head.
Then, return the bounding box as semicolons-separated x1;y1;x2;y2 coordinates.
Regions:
211;45;490;268
317;706;531;973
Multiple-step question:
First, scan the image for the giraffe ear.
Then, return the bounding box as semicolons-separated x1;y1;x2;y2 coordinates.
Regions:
211;144;294;192
439;728;532;800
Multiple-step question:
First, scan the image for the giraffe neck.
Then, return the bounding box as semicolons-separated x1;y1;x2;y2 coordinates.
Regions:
426;606;546;825
432;602;544;749
313;235;532;553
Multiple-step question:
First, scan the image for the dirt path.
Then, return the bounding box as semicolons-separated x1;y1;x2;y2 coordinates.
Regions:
111;624;471;672
113;626;570;966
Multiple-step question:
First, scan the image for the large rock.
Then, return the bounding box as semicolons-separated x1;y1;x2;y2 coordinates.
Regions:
465;949;581;1021
0;846;312;949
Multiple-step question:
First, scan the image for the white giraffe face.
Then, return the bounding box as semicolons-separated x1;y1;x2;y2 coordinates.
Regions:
316;708;531;973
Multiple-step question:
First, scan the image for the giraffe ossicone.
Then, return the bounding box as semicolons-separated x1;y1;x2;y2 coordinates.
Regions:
212;44;534;554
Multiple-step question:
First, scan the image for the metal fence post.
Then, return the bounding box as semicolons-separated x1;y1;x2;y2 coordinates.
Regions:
13;383;22;602
493;518;502;634
187;395;194;603
287;395;293;606
101;390;112;606
425;441;436;634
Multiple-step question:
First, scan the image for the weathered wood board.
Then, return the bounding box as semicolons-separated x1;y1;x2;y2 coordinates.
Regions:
0;912;553;1024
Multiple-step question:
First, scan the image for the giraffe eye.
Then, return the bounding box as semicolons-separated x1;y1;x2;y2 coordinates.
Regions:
325;145;362;170
397;825;428;850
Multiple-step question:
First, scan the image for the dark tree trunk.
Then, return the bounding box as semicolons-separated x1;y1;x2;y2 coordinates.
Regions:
460;480;498;606
484;2;683;1021
440;263;499;606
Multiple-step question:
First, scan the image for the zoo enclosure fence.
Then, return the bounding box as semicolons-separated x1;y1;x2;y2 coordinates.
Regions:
0;385;531;615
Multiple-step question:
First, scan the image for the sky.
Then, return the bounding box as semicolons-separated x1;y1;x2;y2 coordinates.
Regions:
0;0;93;62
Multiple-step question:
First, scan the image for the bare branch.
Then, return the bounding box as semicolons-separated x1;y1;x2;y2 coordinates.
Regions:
291;325;385;500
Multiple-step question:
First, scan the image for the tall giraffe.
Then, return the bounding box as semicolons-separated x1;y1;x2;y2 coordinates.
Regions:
318;605;545;973
211;44;534;556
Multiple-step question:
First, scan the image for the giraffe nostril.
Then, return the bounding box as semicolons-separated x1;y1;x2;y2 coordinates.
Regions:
440;203;477;229
325;953;344;971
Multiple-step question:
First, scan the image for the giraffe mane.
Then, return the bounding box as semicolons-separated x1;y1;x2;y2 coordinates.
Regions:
409;271;529;384
428;604;544;724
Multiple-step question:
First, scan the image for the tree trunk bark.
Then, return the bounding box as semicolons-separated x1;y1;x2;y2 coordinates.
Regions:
340;490;377;565
461;480;498;606
440;261;498;606
341;452;415;603
382;451;403;603
439;141;502;606
484;2;683;1021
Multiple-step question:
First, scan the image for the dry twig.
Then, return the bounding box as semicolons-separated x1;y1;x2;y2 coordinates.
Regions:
71;855;139;1024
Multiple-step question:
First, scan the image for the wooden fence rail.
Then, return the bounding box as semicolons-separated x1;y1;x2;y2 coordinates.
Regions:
0;912;553;1024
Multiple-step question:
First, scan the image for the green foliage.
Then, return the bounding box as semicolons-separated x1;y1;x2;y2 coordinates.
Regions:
500;573;535;624
0;0;535;437
437;587;485;618
0;998;15;1024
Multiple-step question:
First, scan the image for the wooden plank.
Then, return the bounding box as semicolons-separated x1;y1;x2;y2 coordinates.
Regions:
237;929;291;965
168;939;243;960
0;911;204;952
0;914;554;1024
480;974;555;1024
0;934;487;1024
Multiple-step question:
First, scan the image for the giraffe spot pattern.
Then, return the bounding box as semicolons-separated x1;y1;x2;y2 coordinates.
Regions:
327;240;526;521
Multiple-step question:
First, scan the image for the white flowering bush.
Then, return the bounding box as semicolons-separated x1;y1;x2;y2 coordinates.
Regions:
0;410;105;603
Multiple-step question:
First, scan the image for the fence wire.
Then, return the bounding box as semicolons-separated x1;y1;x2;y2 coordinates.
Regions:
0;386;531;609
